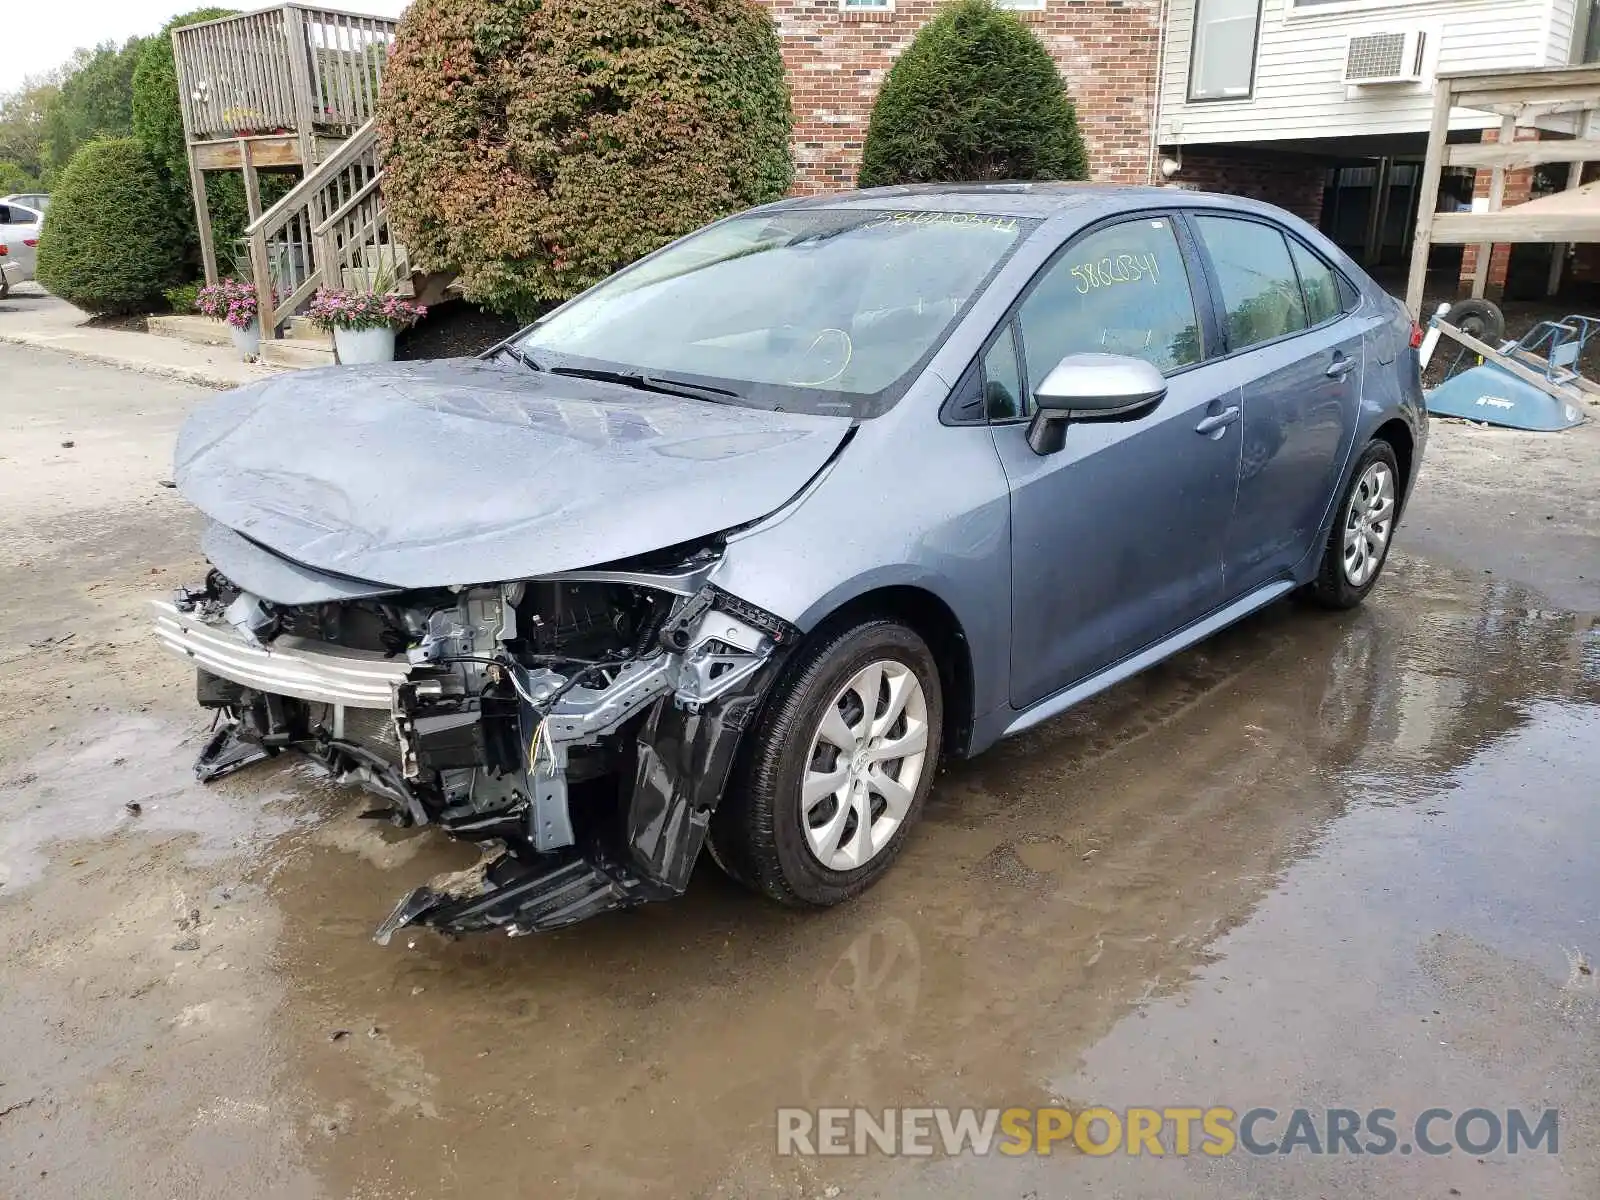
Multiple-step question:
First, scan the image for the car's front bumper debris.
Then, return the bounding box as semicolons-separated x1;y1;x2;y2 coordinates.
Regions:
152;566;796;939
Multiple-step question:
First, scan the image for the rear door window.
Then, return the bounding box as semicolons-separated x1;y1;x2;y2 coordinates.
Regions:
1193;215;1308;351
1015;216;1204;397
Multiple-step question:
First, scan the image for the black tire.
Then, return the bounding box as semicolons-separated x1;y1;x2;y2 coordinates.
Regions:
1307;439;1402;610
708;618;943;907
1445;297;1505;343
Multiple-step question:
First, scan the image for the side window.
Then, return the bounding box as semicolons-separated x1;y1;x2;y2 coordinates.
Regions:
1193;215;1307;351
981;326;1024;420
1289;239;1342;327
0;206;11;225
1016;217;1202;396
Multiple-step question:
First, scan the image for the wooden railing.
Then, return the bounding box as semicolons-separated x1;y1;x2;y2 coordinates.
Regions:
174;5;398;147
244;118;390;336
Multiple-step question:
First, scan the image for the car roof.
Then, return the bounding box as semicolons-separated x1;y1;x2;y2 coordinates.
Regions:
766;181;1306;223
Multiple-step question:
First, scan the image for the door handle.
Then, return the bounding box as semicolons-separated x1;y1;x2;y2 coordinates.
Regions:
1195;406;1241;436
1326;355;1356;380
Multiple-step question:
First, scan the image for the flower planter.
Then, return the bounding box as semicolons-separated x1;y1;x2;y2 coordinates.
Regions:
230;320;261;360
334;326;397;364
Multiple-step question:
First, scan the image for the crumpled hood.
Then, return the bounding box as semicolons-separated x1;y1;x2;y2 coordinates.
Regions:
175;359;852;588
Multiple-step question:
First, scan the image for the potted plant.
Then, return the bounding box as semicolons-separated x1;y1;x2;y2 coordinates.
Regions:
195;278;264;360
307;285;426;365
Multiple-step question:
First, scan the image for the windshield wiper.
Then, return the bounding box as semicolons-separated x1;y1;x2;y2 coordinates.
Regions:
549;366;741;405
495;343;545;372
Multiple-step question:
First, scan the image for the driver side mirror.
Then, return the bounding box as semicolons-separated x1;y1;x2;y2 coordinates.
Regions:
1026;353;1168;455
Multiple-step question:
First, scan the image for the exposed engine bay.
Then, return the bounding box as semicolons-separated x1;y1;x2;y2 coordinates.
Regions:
152;556;797;940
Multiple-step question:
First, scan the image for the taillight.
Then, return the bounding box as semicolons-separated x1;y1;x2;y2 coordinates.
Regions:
1409;322;1424;349
0;244;8;256
23;239;37;247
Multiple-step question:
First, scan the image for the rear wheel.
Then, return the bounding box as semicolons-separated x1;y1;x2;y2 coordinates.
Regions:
1307;439;1401;609
708;619;942;907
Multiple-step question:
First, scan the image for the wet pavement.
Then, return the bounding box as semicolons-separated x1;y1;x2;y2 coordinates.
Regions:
1;343;1597;1198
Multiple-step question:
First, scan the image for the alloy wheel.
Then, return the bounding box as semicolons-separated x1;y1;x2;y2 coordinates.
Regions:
801;659;930;871
1342;461;1395;587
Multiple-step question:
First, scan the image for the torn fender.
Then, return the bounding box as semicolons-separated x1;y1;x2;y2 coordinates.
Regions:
626;652;783;891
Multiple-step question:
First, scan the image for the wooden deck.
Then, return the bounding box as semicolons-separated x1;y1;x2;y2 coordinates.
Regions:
173;4;399;283
1405;66;1600;316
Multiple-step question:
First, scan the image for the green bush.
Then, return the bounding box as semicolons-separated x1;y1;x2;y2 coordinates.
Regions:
858;0;1088;188
35;138;184;314
377;0;793;320
164;281;202;313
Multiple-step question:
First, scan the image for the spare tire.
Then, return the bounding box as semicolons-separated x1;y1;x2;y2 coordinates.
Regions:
1446;297;1506;343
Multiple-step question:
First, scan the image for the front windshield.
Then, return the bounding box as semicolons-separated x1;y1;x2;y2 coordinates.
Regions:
519;208;1033;417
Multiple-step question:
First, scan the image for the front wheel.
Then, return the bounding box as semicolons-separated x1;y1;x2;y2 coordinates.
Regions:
708;619;943;907
1307;439;1401;609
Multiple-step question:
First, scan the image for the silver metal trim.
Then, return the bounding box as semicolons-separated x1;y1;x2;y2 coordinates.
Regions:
152;599;410;708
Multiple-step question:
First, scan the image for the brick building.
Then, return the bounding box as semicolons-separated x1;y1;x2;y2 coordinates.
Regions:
765;0;1165;194
762;0;1351;226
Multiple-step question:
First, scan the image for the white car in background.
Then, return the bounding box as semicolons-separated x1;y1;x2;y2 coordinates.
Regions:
0;200;44;292
1;248;21;298
1;193;49;211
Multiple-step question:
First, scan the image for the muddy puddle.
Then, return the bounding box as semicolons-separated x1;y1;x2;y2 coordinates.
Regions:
0;553;1596;1199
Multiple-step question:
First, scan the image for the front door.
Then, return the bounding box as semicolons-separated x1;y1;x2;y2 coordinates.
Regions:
986;215;1243;710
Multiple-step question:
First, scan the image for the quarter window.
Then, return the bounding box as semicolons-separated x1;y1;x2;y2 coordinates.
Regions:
982;326;1025;420
1189;0;1262;100
1193;215;1308;351
1015;217;1203;400
1289;239;1343;327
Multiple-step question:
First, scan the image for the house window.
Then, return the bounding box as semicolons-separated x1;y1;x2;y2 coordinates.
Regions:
1188;0;1262;100
840;0;892;10
992;0;1047;10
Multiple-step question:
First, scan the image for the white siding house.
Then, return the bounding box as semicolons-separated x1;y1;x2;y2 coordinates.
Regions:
1160;0;1589;148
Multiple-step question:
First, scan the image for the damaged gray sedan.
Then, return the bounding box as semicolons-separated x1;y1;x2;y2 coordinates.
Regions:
156;184;1424;941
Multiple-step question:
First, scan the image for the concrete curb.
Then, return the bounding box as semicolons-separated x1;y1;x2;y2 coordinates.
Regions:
0;330;280;390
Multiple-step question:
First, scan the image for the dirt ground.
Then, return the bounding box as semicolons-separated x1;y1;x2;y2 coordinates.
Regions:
1;341;1597;1199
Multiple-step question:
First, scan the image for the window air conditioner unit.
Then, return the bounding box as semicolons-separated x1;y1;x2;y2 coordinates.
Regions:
1343;30;1427;85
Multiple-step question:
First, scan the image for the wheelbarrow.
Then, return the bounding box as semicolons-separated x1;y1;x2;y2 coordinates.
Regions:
1421;300;1591;432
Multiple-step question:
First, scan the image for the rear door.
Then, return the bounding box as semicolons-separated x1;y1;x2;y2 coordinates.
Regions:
1188;214;1364;596
983;213;1244;709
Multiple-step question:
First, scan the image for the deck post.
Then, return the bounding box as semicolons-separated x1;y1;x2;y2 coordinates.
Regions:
1405;82;1455;317
174;26;219;286
1469;115;1519;299
1363;156;1393;267
189;156;219;287
242;140;277;341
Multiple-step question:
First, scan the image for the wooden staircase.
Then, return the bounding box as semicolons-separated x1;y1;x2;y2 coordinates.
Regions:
242;116;454;358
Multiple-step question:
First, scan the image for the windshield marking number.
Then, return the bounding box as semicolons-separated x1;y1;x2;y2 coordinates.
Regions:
865;211;1020;233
